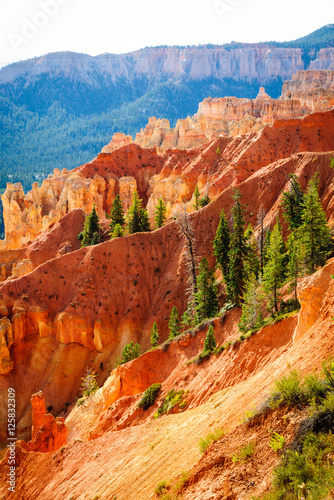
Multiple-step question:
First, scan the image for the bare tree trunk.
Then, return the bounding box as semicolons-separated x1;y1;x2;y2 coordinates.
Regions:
176;205;198;303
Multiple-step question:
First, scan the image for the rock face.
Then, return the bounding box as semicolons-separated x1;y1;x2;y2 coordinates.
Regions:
309;48;334;70
0;113;334;443
2;109;334;255
0;46;305;85
101;70;334;153
281;70;334;111
28;392;67;453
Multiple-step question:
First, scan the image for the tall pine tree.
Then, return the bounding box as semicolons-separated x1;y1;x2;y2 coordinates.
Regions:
239;273;265;332
154;198;167;228
227;190;248;305
300;173;331;273
282;174;304;230
127;190;151;234
109;194;125;235
213;208;230;281
169;306;181;339
81;204;100;247
263;221;285;313
195;258;219;322
286;230;306;307
203;325;217;353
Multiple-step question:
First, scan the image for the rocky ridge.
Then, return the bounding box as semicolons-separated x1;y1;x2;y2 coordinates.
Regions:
2;105;334;253
102;70;334;153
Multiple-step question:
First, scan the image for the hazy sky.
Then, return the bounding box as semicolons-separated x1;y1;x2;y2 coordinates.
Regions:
0;0;333;67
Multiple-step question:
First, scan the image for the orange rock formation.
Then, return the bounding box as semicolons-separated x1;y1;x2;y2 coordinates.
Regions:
101;70;334;154
28;392;67;453
2;106;334;252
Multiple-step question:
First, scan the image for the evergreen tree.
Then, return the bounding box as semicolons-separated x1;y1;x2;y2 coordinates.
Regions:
127;190;151;234
91;231;100;246
213;208;230;281
286;230;306;307
199;195;210;208
239;273;265;332
111;223;124;239
109;194;125;234
117;341;141;365
154;198;167;228
194;186;200;210
81;204;100;247
282;174;304;230
203;325;217;353
195;258;219;322
262;227;271;269
227;190;248;305
300;173;331;273
263;222;285;313
169;306;181;339
150;322;159;347
257;205;266;276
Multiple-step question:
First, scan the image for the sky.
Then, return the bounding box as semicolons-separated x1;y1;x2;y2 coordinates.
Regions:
0;0;333;68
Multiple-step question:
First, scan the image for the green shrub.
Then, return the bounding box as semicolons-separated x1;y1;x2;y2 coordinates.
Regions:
268;432;334;500
198;428;225;454
322;357;334;390
155;479;170;495
269;432;285;453
303;373;327;402
270;370;305;407
137;384;161;410
155;389;185;417
231;441;256;463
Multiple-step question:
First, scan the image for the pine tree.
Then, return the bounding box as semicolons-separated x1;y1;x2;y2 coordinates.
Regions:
81;204;100;247
282;174;304;230
239;273;265;333
150;322;159;347
169;306;181;339
111;224;124;239
257;205;266;276
194;186;200;210
195;258;219;322
213;208;230;281
203;325;217;353
300;173;331;273
127;190;151;234
117;341;141;365
109;194;125;234
286;230;306;307
227;190;248;305
91;231;100;246
154;198;167;228
263;222;285;313
199;195;210;208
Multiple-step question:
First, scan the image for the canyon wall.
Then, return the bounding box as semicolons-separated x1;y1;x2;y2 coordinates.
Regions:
0;45;305;85
101;70;334;153
2;108;334;253
0;121;334;442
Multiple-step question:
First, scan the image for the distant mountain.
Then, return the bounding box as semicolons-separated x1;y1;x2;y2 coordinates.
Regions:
0;25;334;236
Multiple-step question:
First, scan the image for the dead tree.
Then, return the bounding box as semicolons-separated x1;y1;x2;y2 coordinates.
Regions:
176;205;198;307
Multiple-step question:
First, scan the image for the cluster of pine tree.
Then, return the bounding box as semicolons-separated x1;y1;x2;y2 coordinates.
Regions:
166;171;332;345
78;191;168;247
213;173;332;333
